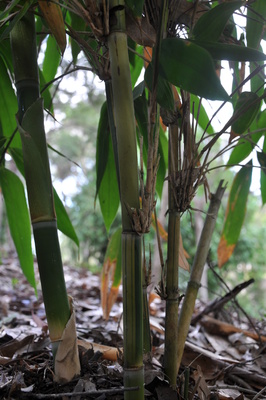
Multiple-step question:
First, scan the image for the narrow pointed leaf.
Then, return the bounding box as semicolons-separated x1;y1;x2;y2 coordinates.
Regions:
145;63;174;110
192;1;244;42
96;102;109;198
38;0;66;54
231;92;261;135
227;109;266;166
98;135;120;233
158;38;229;101
125;0;144;17
192;40;266;62
69;11;86;64
246;0;266;50
0;57;21;148
42;35;61;84
53;189;79;247
218;161;252;267
0;167;36;290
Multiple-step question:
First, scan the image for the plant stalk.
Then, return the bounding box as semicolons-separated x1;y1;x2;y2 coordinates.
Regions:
176;180;226;373
164;124;180;386
108;1;144;398
10;12;80;381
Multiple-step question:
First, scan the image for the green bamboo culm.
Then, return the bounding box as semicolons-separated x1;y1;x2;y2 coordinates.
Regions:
164;124;180;386
176;181;226;373
108;1;144;398
10;12;80;381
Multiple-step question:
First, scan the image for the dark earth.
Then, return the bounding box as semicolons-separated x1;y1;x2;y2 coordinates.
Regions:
0;253;266;399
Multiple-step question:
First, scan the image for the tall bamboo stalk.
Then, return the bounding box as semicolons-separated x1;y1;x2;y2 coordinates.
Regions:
176;181;226;373
10;12;80;382
164;124;180;386
108;1;144;398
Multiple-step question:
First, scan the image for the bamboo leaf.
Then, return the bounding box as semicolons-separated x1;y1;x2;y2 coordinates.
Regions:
145;63;174;110
98;135;120;233
0;167;36;290
101;227;122;320
96;102;109;199
42;35;61;84
0;57;21;148
129;43;144;88
53;189;79;247
69;11;86;64
158;38;229;101
191;40;266;62
38;0;66;54
125;0;144;17
227;131;262;167
246;0;266;50
192;1;244;42
218;161;252;267
39;68;54;113
231;92;261;135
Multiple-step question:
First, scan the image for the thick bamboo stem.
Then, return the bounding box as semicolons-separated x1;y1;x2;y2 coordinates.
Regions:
108;2;144;398
164;124;180;386
10;13;80;381
176;180;226;373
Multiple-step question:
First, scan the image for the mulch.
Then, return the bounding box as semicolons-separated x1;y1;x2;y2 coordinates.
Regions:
0;254;265;399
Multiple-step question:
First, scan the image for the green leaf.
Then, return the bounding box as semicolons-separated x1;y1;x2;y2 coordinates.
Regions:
133;80;145;100
246;0;266;50
0;167;36;290
192;1;244;42
53;189;79;247
218;160;252;267
227;131;262;167
0;57;21;148
98;135;120;233
125;0;144;16
39;68;54;113
129;38;144;88
257;150;266;170
158;38;229;101
231;92;261;135
96;102;109;198
69;11;86;64
42;35;61;84
260;135;266;204
145;63;174;110
191;40;266;62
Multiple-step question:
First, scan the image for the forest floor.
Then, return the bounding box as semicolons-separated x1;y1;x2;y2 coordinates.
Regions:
0;254;266;400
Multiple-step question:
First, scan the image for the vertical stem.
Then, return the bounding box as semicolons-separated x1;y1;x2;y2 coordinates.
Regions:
164;124;180;386
176;181;226;373
108;2;144;398
10;13;80;381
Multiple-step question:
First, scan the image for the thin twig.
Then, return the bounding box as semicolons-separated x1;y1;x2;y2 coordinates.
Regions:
22;386;139;398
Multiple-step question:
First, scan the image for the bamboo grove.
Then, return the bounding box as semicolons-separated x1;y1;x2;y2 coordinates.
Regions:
0;0;266;397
